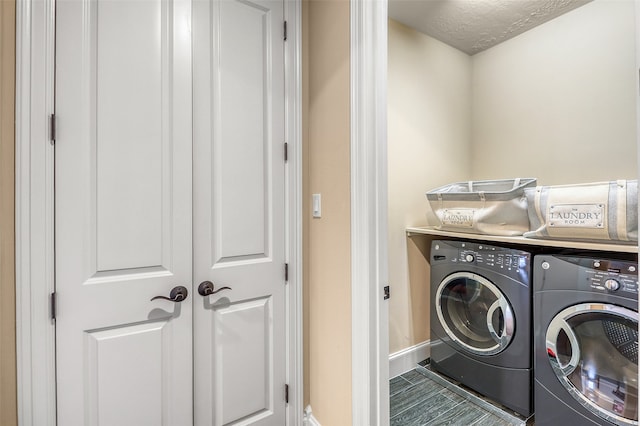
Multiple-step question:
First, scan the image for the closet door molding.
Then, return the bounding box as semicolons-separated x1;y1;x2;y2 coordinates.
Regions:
285;1;304;423
15;0;56;423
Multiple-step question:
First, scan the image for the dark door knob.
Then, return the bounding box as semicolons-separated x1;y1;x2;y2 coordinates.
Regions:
198;281;232;296
151;285;189;302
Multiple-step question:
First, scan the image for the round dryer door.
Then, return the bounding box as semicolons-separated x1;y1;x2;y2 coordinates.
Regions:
546;303;638;426
435;271;514;356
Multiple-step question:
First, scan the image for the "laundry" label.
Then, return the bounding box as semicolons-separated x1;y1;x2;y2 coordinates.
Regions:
441;209;475;228
547;204;604;228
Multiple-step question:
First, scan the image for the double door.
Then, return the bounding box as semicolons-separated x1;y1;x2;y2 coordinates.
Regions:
54;0;286;424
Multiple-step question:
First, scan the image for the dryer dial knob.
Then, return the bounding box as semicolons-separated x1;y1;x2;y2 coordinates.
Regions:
604;279;620;291
465;254;475;263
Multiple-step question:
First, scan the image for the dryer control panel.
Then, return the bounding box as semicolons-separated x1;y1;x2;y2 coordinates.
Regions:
584;258;638;295
542;255;639;296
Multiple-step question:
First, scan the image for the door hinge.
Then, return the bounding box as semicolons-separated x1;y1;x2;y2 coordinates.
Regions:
49;114;56;145
384;285;390;300
285;384;289;403
50;292;57;320
285;263;289;282
284;142;288;162
284;21;287;41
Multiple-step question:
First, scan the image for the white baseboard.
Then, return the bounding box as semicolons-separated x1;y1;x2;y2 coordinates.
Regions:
389;340;430;378
303;405;321;426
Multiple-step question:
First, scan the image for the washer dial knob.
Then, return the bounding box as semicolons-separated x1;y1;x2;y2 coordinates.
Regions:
465;254;475;263
604;279;620;291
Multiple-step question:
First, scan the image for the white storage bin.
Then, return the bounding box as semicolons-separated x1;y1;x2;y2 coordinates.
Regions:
425;178;537;236
524;180;638;243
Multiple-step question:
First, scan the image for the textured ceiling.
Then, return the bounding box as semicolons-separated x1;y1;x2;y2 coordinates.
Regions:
388;0;593;55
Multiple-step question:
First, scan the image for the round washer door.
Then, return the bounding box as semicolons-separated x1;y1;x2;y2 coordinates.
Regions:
435;271;515;356
546;303;638;426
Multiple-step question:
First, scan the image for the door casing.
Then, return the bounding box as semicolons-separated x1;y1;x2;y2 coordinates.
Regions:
14;1;303;424
349;1;390;424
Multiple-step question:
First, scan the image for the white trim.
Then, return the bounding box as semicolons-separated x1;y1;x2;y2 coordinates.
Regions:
350;0;389;425
16;0;57;424
389;341;431;379
15;1;303;424
285;0;304;424
303;405;322;426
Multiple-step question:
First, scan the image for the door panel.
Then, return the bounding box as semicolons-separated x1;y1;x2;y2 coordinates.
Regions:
214;297;273;424
55;0;193;423
215;0;271;261
193;0;286;423
85;321;172;426
95;0;166;271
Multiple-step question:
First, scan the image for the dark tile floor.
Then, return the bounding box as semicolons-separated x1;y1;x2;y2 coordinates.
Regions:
390;368;525;425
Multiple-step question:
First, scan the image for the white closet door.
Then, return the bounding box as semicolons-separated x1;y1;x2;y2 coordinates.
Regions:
192;0;287;424
55;0;193;424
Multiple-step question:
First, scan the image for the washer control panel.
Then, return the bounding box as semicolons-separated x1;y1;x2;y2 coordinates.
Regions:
431;240;531;281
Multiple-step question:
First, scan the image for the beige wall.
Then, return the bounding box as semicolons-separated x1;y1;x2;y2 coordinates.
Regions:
471;0;637;184
388;0;638;360
0;0;17;425
387;19;472;354
304;0;352;424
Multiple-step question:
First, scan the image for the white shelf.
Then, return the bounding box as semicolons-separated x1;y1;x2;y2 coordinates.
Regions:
406;226;638;254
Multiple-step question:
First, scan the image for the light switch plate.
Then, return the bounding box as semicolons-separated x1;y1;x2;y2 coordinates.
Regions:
312;194;321;218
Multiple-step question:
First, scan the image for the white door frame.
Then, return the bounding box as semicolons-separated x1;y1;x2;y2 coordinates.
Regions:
14;0;303;424
350;0;389;425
